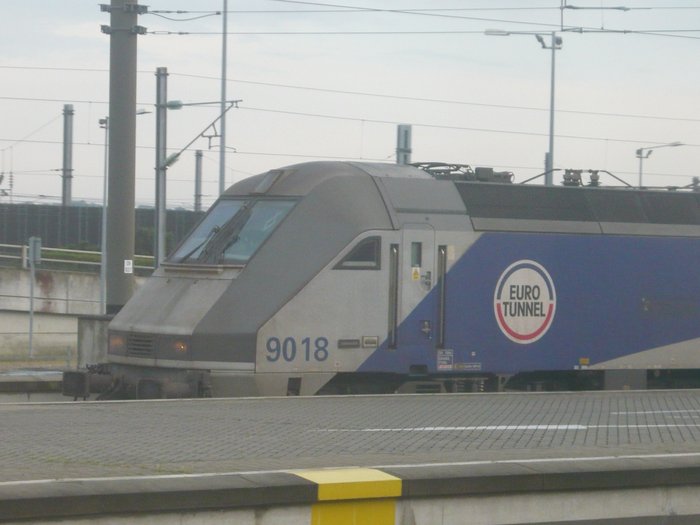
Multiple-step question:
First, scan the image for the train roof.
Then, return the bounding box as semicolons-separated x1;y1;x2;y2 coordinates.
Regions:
223;161;430;197
222;161;700;235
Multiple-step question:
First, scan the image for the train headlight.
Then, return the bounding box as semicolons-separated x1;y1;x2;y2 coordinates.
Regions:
172;340;189;354
109;333;126;355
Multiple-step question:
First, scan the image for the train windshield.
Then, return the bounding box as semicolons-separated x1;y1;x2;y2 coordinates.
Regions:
170;198;295;265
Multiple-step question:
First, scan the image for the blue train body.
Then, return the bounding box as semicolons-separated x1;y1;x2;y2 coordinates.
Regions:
363;234;700;378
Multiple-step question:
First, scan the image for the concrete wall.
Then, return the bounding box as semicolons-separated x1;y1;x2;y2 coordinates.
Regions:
6;490;700;525
0;310;77;364
0;267;101;315
77;315;111;367
0;268;143;364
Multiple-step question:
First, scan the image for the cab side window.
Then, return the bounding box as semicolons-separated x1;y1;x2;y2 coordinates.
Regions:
334;236;381;270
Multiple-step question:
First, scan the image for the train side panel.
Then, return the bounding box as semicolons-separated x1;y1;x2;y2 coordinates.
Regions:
256;231;395;395
255;176;475;395
256;228;480;395
359;232;700;378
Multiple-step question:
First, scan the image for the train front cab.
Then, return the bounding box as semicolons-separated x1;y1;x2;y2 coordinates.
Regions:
102;162;417;399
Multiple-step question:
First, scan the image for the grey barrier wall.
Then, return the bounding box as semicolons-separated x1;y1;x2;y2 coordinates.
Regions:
4;462;700;524
0;267;144;364
0;310;77;364
0;267;101;315
0;203;203;253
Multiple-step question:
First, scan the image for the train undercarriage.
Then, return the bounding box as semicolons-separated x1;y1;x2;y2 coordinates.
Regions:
62;365;700;401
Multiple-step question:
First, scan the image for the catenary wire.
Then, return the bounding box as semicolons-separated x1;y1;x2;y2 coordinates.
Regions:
1;72;699;124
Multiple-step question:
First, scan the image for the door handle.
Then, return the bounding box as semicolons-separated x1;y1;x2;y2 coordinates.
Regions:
421;270;432;289
421;320;432;339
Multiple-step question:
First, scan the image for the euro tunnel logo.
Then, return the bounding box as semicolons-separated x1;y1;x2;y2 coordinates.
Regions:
494;260;556;344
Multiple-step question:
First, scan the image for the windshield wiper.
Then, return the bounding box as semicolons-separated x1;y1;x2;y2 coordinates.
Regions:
197;204;253;264
176;225;220;263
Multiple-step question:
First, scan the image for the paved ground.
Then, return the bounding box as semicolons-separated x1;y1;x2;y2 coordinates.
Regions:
4;390;700;482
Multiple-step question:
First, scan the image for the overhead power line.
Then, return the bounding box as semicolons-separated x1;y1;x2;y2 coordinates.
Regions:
148;30;490;35
148;11;221;22
3;71;692;126
171;74;700;124
236;106;700;148
1;87;700;129
149;5;700;14
152;0;559;28
145;28;700;40
2;109;699;149
142;0;700;38
1;115;61;152
150;7;567;14
261;0;700;38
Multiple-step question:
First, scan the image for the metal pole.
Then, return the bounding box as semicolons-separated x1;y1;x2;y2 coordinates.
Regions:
100;117;109;314
396;124;412;165
27;237;40;359
545;32;556;186
62;104;74;206
219;0;228;195
29;253;34;359
195;150;203;213
105;0;145;314
155;67;168;268
635;143;682;188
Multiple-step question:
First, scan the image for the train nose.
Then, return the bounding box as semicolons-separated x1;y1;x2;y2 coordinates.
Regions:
109;331;193;361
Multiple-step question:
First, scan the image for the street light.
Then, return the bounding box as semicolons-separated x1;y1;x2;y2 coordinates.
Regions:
485;30;562;186
636;142;683;188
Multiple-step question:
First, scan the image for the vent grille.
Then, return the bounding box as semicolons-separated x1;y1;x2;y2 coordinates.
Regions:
126;334;155;358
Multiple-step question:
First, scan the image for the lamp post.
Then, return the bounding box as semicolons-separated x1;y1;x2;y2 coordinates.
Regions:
636;142;683;188
485;30;562;185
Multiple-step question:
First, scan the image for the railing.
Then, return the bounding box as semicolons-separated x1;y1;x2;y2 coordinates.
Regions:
0;244;154;276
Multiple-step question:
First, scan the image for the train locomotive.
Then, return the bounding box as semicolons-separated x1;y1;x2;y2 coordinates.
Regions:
81;160;700;398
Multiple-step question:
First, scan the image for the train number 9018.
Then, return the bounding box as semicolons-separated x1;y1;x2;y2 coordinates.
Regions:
265;336;329;362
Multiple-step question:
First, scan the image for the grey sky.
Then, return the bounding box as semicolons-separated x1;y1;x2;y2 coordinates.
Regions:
1;1;698;209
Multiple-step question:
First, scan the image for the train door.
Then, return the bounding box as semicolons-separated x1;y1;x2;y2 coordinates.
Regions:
395;225;436;349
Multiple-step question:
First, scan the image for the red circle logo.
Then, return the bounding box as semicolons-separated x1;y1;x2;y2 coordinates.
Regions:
494;260;556;344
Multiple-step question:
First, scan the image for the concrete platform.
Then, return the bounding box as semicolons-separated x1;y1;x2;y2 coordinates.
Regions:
4;391;700;523
0;368;63;403
0;368;62;386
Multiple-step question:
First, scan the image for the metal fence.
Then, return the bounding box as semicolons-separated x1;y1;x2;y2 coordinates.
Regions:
0;203;203;254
